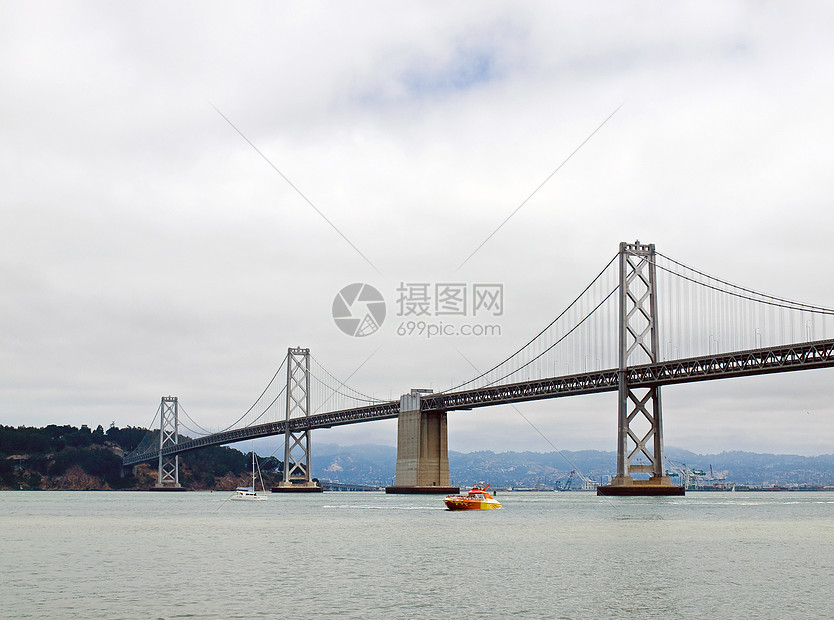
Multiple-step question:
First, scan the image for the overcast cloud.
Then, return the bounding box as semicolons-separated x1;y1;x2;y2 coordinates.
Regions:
2;1;834;456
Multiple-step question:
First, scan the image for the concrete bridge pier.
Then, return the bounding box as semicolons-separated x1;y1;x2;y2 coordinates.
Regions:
385;390;459;494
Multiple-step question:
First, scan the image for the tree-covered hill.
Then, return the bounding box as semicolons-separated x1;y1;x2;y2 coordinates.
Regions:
0;424;282;491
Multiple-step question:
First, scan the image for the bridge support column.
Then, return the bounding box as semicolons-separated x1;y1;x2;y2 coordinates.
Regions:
273;347;322;493
155;396;181;489
598;241;683;497
386;390;459;494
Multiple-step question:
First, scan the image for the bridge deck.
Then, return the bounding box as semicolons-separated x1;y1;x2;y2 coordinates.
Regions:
123;338;834;466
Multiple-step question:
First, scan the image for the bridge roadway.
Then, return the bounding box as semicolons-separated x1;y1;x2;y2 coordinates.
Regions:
123;337;834;466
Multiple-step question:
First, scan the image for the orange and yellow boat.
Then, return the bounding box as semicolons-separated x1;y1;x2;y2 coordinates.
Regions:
444;485;502;510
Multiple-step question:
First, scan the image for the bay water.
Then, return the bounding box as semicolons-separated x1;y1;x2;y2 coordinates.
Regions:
1;490;832;619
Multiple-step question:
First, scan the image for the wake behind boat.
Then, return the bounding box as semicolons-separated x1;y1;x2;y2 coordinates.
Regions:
444;485;501;510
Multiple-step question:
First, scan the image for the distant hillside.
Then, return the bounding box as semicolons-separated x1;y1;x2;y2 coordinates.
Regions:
312;444;616;487
448;449;613;488
664;447;834;487
313;443;834;488
315;443;397;485
5;426;834;490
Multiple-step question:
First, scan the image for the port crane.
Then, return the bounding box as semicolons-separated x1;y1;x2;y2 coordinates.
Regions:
560;469;598;491
665;458;706;489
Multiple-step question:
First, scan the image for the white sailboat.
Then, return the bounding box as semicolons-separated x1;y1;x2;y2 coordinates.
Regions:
231;445;268;501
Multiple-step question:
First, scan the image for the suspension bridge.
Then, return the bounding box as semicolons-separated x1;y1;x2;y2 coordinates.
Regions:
122;241;834;496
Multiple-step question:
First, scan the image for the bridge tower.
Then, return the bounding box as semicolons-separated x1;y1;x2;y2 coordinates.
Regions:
273;347;322;492
155;396;181;488
598;241;684;496
385;390;459;494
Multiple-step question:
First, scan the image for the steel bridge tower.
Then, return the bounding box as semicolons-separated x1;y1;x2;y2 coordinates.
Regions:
155;396;181;488
274;347;322;492
598;241;683;496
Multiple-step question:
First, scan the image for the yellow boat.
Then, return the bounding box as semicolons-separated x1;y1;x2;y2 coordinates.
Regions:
444;485;501;510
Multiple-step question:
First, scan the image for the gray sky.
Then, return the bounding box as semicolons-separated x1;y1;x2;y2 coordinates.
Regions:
3;2;834;456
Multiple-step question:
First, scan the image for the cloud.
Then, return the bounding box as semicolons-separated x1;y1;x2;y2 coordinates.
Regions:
2;2;834;457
